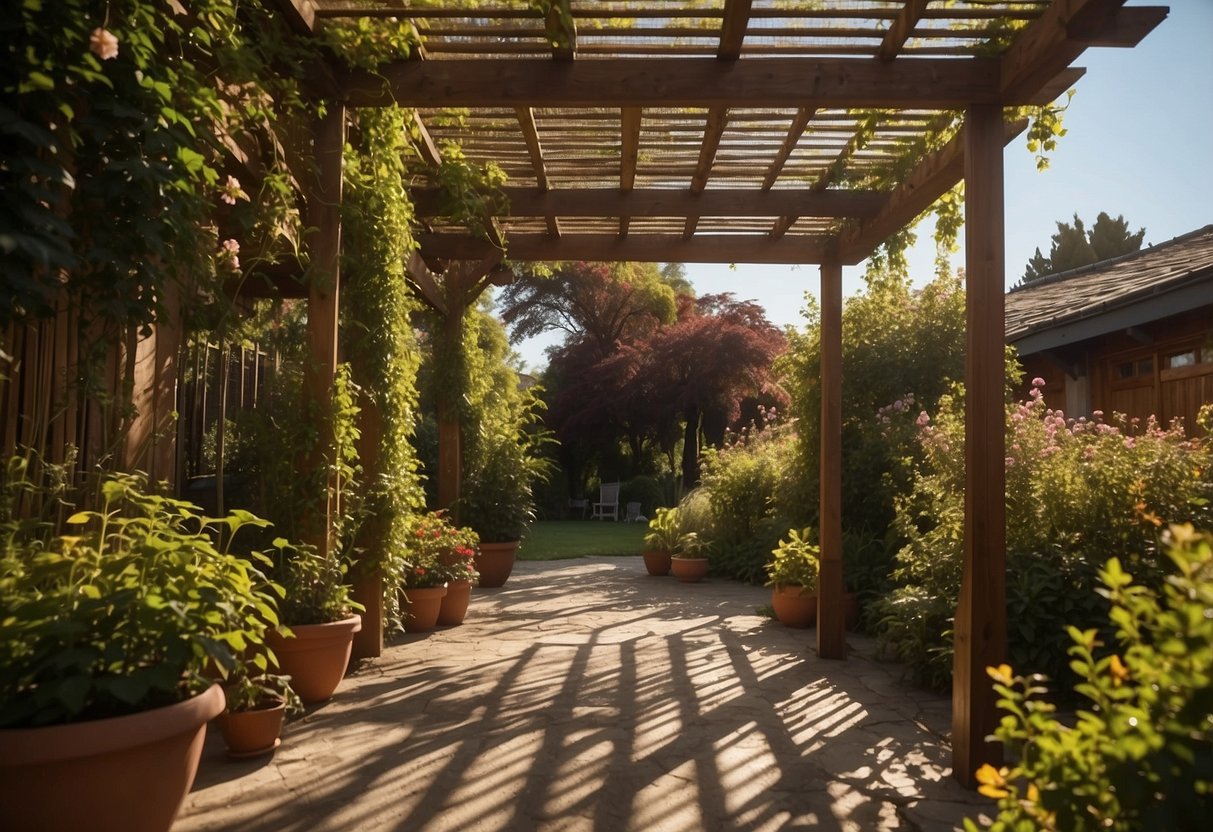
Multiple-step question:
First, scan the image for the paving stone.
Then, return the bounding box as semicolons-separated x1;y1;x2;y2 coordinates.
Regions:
176;557;995;831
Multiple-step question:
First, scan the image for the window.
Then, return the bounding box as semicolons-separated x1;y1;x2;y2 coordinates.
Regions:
1168;350;1197;369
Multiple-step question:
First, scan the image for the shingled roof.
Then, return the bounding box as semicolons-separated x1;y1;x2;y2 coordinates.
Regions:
1005;224;1213;355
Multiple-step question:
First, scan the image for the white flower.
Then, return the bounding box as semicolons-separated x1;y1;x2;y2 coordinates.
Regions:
90;28;119;61
220;175;248;205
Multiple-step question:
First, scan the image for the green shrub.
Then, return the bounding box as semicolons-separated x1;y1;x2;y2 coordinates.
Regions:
765;528;820;590
966;524;1213;831
876;382;1213;691
778;271;966;548
0;460;283;727
699;418;795;543
621;475;664;517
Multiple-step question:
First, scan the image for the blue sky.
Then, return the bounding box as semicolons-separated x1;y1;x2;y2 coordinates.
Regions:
509;0;1213;371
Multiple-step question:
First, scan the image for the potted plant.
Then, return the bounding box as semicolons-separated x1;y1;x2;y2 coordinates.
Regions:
662;507;710;583
264;540;364;705
0;460;282;832
216;664;302;758
458;424;551;588
431;514;480;626
765;527;820;628
397;512;463;633
642;506;682;576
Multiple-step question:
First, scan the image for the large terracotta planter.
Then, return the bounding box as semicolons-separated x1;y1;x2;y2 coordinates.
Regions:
642;550;672;576
772;584;818;628
671;556;709;583
438;579;473;626
0;682;225;832
217;700;286;758
266;614;362;705
402;585;448;633
475;541;520;587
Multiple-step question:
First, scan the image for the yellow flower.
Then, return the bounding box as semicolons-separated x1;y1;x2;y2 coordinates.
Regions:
1109;654;1130;686
987;664;1014;685
1027;783;1040;804
975;763;1010;799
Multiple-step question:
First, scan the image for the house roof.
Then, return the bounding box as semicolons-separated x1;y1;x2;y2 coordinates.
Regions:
1005;224;1213;356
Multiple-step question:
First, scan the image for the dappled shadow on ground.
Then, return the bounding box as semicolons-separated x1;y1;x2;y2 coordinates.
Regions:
178;558;992;832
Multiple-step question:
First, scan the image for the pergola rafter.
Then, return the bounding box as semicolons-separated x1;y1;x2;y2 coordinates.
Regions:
276;0;1165;788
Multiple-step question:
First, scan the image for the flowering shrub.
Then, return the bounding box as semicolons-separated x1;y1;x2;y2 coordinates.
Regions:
402;511;478;589
876;382;1213;690
692;411;801;582
966;525;1213;831
778;271;968;600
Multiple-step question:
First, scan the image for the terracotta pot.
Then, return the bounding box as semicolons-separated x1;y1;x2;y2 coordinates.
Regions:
217;700;286;758
642;550;672;576
438;579;473;626
402;585;448;633
772;585;818;628
475;541;519;587
266;614;362;705
0;683;225;832
670;556;709;583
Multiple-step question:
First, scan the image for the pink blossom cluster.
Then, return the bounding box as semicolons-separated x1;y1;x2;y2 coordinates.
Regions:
90;28;119;61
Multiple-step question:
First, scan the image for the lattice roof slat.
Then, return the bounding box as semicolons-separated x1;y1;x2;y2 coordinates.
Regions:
288;0;1163;264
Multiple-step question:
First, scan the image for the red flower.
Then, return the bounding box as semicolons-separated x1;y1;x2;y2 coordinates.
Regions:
415;567;426;576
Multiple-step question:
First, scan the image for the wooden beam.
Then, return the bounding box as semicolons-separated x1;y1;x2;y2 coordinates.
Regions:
1068;5;1167;47
620;106;642;236
690;108;729;194
343;57;1005;109
762;107;816;190
269;0;316;35
773;117;873;239
405;251;448;316
514;107;560;236
836;118;1028;264
998;0;1163;102
411;187;884;219
417;232;830;265
302;104;344;559
718;0;753;60
411;111;443;169
953;102;1008;789
877;0;931;61
515;107;550;191
818;260;846;660
685;107;730;238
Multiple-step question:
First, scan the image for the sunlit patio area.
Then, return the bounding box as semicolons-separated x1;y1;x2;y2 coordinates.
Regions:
179;560;991;832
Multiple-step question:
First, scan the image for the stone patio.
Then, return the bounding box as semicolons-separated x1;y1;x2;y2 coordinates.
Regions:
177;557;994;831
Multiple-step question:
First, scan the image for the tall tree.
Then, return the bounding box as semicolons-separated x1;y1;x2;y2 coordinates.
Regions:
1022;212;1146;282
497;261;676;350
640;294;787;488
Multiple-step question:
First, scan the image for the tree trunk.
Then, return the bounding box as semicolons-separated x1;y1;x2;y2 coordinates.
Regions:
680;405;700;490
701;407;728;449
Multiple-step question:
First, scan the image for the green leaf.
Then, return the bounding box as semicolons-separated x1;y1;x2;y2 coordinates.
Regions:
54;675;90;714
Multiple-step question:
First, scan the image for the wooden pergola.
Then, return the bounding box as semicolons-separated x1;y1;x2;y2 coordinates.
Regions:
271;0;1164;786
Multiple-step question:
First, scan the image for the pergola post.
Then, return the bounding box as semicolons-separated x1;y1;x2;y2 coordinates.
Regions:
302;104;344;557
952;103;1008;786
817;260;846;659
437;305;464;520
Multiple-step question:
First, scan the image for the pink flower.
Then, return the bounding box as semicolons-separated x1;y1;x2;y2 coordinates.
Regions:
916;411;930;427
219;175;247;205
90;27;119;60
1032;377;1046;388
218;238;240;272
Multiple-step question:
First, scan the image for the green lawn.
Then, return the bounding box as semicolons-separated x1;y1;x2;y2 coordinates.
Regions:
518;520;647;561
